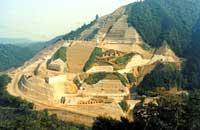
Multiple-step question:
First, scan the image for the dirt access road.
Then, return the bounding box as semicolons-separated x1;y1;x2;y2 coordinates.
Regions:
6;41;124;127
6;41;95;126
7;71;94;126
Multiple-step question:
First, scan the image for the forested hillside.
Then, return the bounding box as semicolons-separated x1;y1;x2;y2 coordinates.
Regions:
127;0;200;56
0;44;35;71
0;36;62;72
126;0;200;90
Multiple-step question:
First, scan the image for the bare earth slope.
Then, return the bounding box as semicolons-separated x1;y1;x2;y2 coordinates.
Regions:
78;6;143;44
67;42;95;73
6;3;181;127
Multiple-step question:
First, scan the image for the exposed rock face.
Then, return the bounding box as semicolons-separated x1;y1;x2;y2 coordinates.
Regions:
48;59;66;72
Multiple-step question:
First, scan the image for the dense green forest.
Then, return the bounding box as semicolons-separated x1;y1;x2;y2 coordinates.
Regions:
126;0;200;90
0;36;62;72
0;75;89;130
127;0;200;56
135;63;183;95
0;44;35;71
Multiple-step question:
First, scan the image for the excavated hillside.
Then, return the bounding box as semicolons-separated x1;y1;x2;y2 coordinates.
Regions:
77;6;143;44
62;5;181;89
6;2;184;126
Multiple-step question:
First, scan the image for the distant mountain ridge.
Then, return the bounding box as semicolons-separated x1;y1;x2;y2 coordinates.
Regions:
0;38;34;45
0;35;63;71
0;44;35;71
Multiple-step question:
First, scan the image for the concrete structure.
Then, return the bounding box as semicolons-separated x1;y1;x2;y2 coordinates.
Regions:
45;75;78;100
48;59;66;72
46;75;67;85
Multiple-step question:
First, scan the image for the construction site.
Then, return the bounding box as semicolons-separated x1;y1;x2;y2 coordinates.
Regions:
6;6;181;126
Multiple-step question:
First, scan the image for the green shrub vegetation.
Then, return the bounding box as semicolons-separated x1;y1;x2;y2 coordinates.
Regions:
53;47;67;62
119;100;130;112
85;72;106;84
112;53;134;70
0;108;89;130
34;63;41;76
84;28;99;41
114;53;134;65
139;43;152;51
137;63;183;93
84;72;128;86
113;72;128;86
103;49;115;56
127;73;135;84
46;58;51;68
83;50;136;72
83;47;103;72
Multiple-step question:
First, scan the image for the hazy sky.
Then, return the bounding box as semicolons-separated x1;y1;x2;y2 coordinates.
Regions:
0;0;136;41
